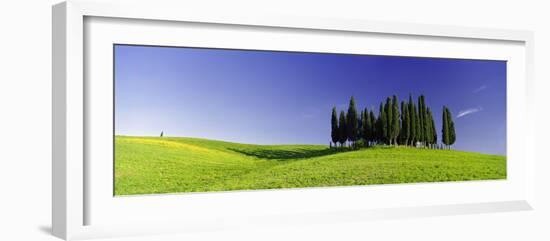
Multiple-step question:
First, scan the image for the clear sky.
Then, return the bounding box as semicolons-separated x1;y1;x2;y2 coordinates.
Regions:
114;45;506;155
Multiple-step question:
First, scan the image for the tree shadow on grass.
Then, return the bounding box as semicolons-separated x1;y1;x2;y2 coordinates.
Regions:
228;147;340;161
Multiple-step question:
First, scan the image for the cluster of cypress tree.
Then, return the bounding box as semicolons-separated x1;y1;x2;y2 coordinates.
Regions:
330;94;456;149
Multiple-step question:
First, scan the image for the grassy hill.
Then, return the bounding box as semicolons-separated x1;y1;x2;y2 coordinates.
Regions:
115;136;506;195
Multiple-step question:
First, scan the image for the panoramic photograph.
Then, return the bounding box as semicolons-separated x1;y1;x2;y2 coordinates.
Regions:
114;44;507;196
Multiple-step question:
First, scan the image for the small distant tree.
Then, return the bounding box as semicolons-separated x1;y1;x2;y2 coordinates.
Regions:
331;107;339;148
338;110;348;147
160;131;164;137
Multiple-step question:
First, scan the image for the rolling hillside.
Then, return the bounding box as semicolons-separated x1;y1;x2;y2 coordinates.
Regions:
115;136;506;195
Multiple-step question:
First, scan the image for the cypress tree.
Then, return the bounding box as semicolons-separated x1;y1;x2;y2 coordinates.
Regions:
380;102;388;145
369;110;376;145
385;97;392;144
418;95;426;145
417;96;423;145
414;102;421;147
392;95;400;145
408;94;416;146
338;110;347;147
399;102;405;145
426;108;434;148
331;107;339;147
400;101;410;145
442;106;450;148
347;96;359;147
363;108;370;145
362;113;366;144
448;108;456;148
430;109;437;148
423;96;430;148
375;108;382;144
358;110;364;141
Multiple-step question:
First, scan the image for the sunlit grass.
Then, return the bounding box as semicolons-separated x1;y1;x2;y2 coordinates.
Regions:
115;136;506;195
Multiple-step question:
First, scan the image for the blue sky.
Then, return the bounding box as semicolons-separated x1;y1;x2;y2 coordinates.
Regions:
114;45;506;155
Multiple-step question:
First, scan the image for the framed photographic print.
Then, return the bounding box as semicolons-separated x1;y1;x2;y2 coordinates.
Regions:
113;44;507;195
53;0;535;240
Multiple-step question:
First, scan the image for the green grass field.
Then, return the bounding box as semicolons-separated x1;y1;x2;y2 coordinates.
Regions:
115;136;506;195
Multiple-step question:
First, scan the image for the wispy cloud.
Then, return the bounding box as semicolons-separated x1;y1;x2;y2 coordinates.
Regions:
473;85;487;93
457;107;483;118
300;112;318;119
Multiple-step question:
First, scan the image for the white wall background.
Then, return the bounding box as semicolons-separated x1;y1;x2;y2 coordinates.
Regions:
0;0;548;240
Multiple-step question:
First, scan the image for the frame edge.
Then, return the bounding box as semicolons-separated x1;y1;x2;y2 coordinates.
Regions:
52;2;68;240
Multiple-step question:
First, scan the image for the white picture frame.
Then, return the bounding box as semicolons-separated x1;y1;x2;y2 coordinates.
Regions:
52;1;535;240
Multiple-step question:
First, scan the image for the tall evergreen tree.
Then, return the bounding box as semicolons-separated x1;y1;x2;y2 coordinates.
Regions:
399;102;405;144
392;95;400;145
423;96;430;147
376;109;381;143
369;110;377;144
417;96;423;145
384;98;393;144
408;94;416;146
400;101;410;145
418;95;426;145
425;107;434;148
358;110;364;141
442;106;450;148
429;108;437;148
347;96;359;147
448;108;456;148
414;102;421;146
362;108;370;145
380;102;388;144
338;110;347;147
331;107;339;147
385;97;392;144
